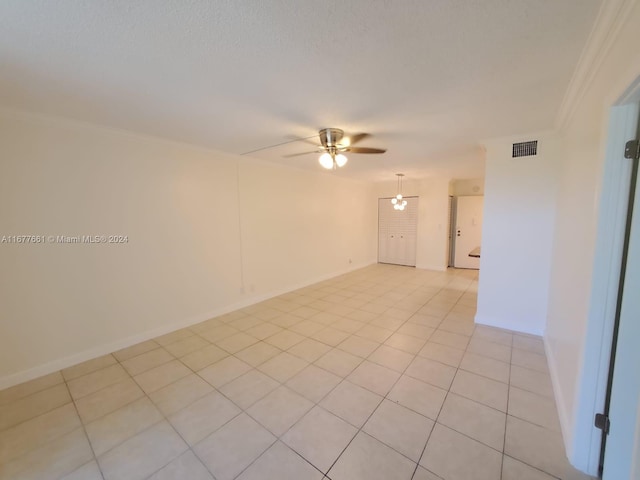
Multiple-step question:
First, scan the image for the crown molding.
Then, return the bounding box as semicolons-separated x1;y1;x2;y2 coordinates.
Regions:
555;0;638;130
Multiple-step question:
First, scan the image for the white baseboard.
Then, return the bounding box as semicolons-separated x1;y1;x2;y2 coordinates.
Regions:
544;335;574;462
0;259;376;390
416;263;448;272
474;313;544;336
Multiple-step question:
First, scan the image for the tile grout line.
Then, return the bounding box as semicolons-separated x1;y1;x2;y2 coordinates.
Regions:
0;382;67;434
7;267;567;480
172;301;396;480
65;353;196;479
61;375;107;480
0;374;65;410
230;278;456;478
413;280;476;479
501;453;563;480
68;336;238;478
207;288;393;479
99;347;234;479
409;315;450;480
193;271;471;477
225;333;377;477
316;280;458;478
499;329;514;480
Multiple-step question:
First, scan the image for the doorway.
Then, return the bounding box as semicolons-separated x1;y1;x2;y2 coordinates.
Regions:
378;196;418;266
453;196;484;269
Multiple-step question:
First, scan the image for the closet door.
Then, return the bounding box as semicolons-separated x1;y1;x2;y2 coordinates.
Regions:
378;197;418;266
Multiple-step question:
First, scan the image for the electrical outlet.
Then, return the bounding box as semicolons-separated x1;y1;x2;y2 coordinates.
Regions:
348;258;352;264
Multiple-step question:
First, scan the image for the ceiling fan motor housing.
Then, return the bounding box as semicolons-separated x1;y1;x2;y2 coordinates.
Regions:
319;128;344;148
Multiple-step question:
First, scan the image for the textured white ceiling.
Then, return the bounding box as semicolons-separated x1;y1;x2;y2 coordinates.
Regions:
0;0;601;181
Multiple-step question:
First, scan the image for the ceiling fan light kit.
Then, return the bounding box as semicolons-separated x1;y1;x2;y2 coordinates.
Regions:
392;173;408;210
319;152;334;169
318;151;348;170
286;128;386;170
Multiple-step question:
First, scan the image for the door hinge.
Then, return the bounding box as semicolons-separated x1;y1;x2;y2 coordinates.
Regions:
595;413;610;434
625;140;640;160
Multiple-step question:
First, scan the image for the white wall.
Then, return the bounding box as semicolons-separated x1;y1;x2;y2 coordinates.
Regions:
451;178;484;196
545;0;640;472
0;109;377;387
373;177;450;271
239;162;377;293
475;133;558;335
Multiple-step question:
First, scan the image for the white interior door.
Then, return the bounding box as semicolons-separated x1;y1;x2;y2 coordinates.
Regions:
454;196;484;269
378;197;418;266
603;137;640;480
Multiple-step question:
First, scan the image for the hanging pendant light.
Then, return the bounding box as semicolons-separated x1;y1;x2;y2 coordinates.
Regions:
391;173;408;210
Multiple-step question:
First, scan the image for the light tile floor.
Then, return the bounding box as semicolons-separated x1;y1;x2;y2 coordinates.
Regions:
0;264;596;480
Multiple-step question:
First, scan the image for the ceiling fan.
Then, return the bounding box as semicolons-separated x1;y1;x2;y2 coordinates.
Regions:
285;128;386;169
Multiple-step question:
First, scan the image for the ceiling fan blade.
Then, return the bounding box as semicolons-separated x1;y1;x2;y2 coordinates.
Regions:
345;147;386;154
283;150;321;158
285;135;322;147
347;133;371;146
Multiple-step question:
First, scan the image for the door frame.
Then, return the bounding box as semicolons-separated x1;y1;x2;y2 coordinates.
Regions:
452;195;483;269
602;122;640;478
448;196;456;267
571;75;640;475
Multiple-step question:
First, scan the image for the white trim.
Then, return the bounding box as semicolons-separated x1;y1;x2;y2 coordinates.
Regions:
545;336;573;452
555;0;637;129
617;75;640;105
474;313;543;337
567;102;639;474
416;263;448;272
0;259;376;390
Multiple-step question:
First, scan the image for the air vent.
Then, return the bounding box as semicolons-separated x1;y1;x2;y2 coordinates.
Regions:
512;140;538;158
